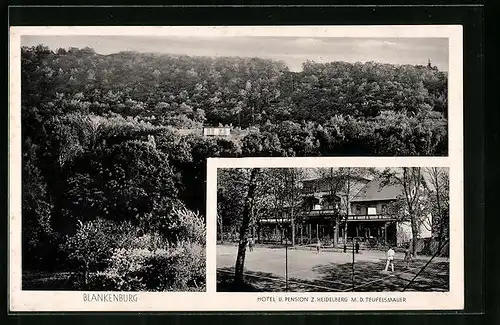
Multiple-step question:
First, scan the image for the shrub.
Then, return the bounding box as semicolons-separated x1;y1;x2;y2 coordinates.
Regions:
62;218;143;285
142;242;206;291
89;247;149;291
91;240;205;292
158;206;206;245
62;218;117;285
63;207;205;291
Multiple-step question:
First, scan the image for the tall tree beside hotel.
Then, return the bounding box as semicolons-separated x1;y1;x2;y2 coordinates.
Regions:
251;171;281;242
425;167;450;250
314;168;346;247
234;168;260;284
338;168;373;245
261;168;304;246
313;167;370;246
217;168;250;241
259;168;286;243
381;167;429;256
284;168;305;246
264;169;289;243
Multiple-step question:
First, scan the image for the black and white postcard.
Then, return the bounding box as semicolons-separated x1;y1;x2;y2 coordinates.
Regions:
9;25;463;311
207;157;461;311
216;166;450;293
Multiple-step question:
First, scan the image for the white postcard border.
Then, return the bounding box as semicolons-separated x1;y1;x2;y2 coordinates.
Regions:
9;25;463;312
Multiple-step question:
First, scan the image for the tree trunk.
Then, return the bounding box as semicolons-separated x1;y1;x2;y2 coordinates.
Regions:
345;168;351;246
219;220;224;244
410;210;419;257
343;221;348;244
251;202;255;238
333;216;339;247
437;221;445;255
433;170;445;253
234;168;259;285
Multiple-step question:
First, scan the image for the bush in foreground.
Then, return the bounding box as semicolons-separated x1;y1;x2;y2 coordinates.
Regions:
64;207;206;291
90;240;205;292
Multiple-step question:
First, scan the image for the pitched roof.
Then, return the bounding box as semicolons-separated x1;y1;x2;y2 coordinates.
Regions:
351;178;404;202
302;175;372;182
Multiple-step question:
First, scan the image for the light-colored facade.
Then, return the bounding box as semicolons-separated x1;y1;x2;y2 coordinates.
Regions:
349;178;432;246
203;127;231;137
257;175;432;248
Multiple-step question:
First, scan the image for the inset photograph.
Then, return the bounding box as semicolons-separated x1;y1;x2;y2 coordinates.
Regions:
216;167;450;292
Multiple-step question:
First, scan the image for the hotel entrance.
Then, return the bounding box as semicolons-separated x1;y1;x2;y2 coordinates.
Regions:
341;220;397;247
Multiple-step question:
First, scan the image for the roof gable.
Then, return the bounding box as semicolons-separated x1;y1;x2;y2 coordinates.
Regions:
302;175;370;194
351;178;404;202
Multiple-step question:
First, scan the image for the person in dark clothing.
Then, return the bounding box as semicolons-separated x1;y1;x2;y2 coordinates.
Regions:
355;240;360;254
404;245;413;268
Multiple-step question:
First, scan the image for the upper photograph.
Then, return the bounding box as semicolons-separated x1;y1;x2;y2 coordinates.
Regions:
20;33;449;159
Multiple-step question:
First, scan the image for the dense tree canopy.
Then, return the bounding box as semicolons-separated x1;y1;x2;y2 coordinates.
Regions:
22;45;447;144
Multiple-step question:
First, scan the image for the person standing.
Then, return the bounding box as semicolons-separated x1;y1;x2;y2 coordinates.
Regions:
355;240;360;254
404;245;412;268
316;239;321;254
384;246;395;272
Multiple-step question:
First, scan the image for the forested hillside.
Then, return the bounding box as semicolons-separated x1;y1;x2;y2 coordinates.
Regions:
20;45;448;291
25;47;447;119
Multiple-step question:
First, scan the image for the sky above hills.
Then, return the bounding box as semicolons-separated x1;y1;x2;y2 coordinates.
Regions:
22;35;449;72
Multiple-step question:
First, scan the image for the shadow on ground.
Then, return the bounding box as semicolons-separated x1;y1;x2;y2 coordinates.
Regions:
217;267;302;292
309;258;449;292
217;258;449;292
219;243;294;250
217;269;264;292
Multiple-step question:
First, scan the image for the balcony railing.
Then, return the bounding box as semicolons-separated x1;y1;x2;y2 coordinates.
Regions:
303;209;339;217
257;211;397;225
302;210;396;221
346;214;396;221
259;218;291;224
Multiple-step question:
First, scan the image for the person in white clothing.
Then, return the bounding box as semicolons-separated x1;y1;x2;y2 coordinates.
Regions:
248;237;254;252
384;246;395;272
